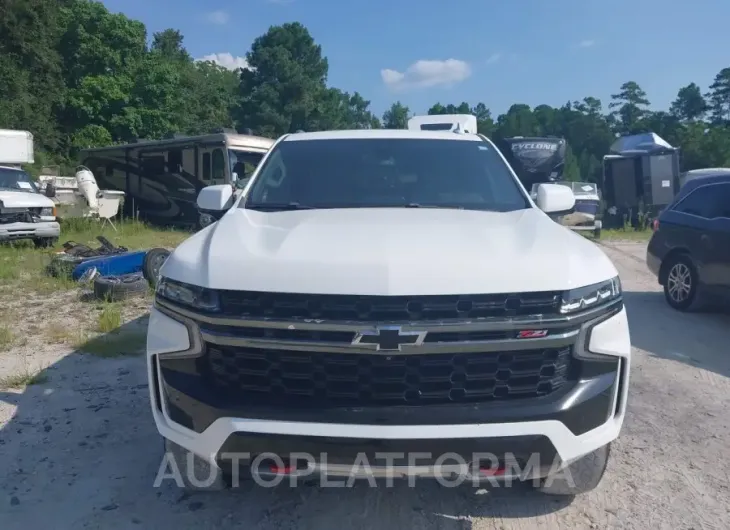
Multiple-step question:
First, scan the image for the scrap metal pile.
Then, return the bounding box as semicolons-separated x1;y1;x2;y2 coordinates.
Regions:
48;235;170;301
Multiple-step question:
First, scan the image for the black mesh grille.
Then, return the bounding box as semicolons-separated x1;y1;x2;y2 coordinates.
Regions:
206;345;572;407
217;291;562;321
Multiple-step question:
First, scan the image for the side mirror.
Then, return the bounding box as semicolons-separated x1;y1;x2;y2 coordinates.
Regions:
45;182;57;198
197;185;234;212
535;183;575;214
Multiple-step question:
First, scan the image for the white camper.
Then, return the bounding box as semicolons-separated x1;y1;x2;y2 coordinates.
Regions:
0;129;34;165
407;114;478;134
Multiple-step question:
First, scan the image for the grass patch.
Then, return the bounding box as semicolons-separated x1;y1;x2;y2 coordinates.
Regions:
43;323;86;345
0;326;14;351
97;304;123;333
77;330;147;358
597;228;653;242
0;218;190;295
0;369;49;389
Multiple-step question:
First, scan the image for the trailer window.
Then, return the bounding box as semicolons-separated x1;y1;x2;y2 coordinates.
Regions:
202;153;211;180
212;148;225;179
141;155;165;179
168;149;182;172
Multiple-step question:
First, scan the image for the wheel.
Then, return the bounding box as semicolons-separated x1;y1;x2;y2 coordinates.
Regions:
162;438;227;491
93;273;149;302
593;227;601;239
535;443;611;496
142;248;170;288
662;254;700;311
34;237;58;249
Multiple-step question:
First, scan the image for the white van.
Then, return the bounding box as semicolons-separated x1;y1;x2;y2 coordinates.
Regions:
0;165;60;247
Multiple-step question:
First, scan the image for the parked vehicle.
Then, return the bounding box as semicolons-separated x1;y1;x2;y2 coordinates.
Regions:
148;128;630;495
496;136;567;191
646;172;730;311
532;181;603;237
79;130;275;228
0;129;61;246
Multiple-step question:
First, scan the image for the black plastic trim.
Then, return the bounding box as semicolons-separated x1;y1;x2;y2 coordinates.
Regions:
159;358;617;436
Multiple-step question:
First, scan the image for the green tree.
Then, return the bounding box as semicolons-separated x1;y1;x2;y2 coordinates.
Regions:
609;81;651;133
236;22;330;137
670;83;707;122
706;68;730;125
382;102;410;129
0;0;66;150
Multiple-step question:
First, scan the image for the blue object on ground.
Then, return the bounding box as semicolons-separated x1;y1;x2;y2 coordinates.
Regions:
71;250;148;281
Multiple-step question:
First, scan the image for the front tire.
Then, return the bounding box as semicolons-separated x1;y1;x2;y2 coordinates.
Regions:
535;443;611;496
34;237;58;249
662;254;699;311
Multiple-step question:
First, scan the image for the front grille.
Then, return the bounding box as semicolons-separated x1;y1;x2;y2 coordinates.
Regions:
206;344;572;407
217;291;562;321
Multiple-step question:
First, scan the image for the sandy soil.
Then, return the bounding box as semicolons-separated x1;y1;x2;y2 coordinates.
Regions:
1;240;729;530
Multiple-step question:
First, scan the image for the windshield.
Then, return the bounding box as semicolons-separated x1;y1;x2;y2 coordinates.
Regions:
0;167;39;193
229;149;265;188
242;138;530;211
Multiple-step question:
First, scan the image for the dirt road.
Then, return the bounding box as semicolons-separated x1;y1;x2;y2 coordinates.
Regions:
2;241;729;530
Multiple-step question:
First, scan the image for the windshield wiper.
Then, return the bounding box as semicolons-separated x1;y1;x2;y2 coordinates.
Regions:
245;202;316;211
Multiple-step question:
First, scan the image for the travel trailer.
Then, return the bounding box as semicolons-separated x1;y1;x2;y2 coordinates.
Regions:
407;114;478;134
79;130;275;227
496;137;567;191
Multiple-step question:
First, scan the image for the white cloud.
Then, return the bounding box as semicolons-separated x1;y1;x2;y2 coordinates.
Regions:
380;59;471;91
197;53;250;71
486;53;502;65
579;39;595;48
206;10;230;25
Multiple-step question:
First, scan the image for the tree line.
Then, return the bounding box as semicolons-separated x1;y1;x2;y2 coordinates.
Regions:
3;0;730;184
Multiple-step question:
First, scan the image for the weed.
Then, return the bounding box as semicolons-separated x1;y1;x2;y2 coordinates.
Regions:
97;304;123;333
0;326;14;351
0;370;49;389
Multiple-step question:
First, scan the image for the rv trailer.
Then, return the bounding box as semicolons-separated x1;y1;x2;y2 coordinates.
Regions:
407;114;478;134
79;131;275;227
497;137;567;191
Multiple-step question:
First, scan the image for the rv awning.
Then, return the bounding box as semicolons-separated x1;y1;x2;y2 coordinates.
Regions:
609;132;674;154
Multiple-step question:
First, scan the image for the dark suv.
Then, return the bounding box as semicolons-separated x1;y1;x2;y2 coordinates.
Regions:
647;173;730;311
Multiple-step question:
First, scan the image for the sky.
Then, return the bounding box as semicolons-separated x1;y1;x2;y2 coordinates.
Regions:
101;0;730;118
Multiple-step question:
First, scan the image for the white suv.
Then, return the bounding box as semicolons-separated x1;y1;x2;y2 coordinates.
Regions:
147;129;630;495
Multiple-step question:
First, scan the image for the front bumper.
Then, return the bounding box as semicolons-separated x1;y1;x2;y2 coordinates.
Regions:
0;220;60;241
147;301;631;479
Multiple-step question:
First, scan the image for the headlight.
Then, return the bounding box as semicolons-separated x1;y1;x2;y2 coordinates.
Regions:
40;207;55;217
560;276;621;314
156;277;220;312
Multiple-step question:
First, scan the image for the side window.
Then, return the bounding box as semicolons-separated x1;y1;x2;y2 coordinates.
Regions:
141;153;165;180
673;186;716;218
168;149;182;173
708;183;730;219
202;152;211;181
212;148;225;180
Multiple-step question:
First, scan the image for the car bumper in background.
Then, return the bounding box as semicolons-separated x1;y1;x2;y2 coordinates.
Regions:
0;221;60;241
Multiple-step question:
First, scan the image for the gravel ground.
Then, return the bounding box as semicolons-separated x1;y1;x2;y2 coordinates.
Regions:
1;240;729;530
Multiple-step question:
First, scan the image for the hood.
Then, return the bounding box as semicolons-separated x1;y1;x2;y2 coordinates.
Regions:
0;190;54;209
161;207;618;295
